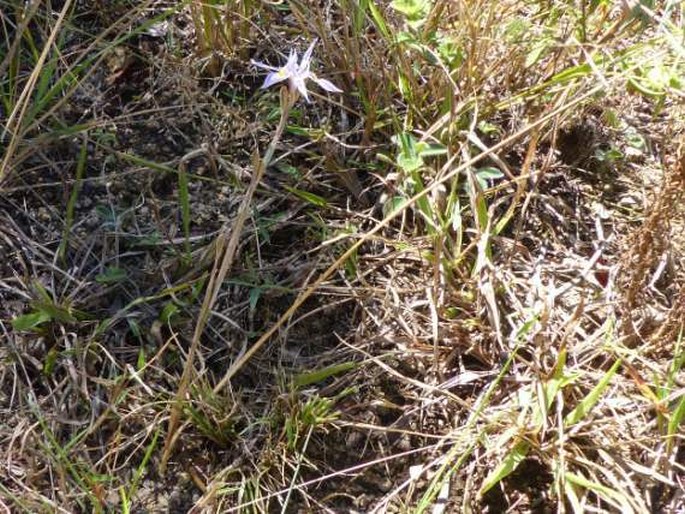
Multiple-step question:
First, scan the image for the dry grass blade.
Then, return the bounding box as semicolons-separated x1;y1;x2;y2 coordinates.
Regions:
1;0;74;183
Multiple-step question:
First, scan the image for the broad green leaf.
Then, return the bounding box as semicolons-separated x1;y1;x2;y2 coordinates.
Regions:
248;288;261;311
397;152;423;173
12;310;52;331
391;0;431;22
394;133;423;172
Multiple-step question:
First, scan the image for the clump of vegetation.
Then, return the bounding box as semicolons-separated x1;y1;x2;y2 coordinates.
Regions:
1;0;684;512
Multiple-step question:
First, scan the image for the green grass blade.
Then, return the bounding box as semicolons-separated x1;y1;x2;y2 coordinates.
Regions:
293;362;358;388
178;164;191;256
58;134;87;262
479;440;531;495
564;358;621;427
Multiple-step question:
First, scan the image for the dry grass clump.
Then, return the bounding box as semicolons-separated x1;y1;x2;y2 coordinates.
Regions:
1;0;684;512
618;135;685;346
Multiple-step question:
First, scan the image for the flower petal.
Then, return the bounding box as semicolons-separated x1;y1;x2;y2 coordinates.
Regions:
284;49;299;72
312;75;342;93
291;76;310;102
261;70;289;89
250;59;279;72
299;39;317;74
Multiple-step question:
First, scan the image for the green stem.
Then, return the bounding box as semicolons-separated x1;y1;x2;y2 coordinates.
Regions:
263;86;296;167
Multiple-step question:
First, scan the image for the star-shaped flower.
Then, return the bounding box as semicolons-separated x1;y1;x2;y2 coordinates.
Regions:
251;40;342;102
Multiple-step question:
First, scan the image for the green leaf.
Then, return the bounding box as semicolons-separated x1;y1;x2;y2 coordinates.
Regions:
416;142;448;157
159;302;179;323
503;19;529;41
178;165;191;254
43;347;59;376
668;393;685;445
667;335;685;450
397;72;412;100
391;0;431;21
12;310;53;331
396;30;419;46
394;132;425;172
475;167;504;190
95;266;128;284
450;198;462;232
479;440;531;495
30;300;79;324
137;348;147;371
564;358;621;426
392;132;447;173
477;121;500;135
565;472;629;509
467;169;489;234
286;125;311;136
595;147;623;162
549;62;592;84
437;36;464;68
397;152;423;173
128;318;142;339
367;0;391;40
525;40;550;68
58;136;88;262
383;195;407;218
284;186;329;207
248;288;261;311
625;132;647;151
294;362;358;388
275;162;301;179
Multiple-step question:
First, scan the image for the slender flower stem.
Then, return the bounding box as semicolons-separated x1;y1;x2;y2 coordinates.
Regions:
263;87;296;167
162;86;296;472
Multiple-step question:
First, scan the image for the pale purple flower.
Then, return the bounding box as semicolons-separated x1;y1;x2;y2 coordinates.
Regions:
251;40;342;102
